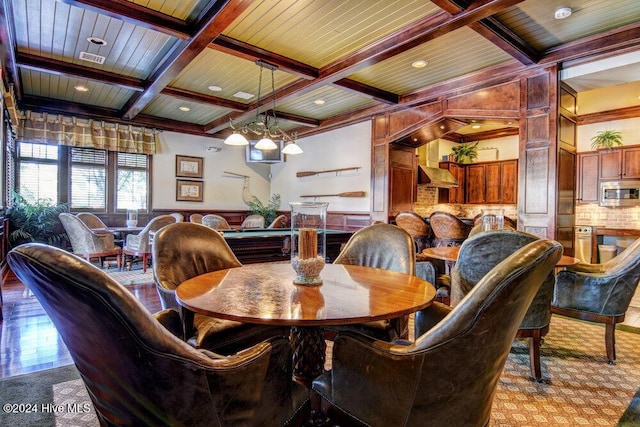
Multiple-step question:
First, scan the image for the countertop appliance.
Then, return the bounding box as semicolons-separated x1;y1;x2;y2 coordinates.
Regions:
600;181;640;207
574;226;593;263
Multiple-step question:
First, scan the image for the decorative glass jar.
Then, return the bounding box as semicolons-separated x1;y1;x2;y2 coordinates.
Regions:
481;208;504;231
290;202;328;286
126;209;138;228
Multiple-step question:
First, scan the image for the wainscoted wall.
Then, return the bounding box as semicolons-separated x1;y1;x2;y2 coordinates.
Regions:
414;186;518;222
576;204;640;228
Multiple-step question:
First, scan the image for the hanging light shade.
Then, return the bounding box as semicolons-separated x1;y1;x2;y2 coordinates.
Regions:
282;141;303;154
223;60;302;155
255;137;278;150
224;132;249;146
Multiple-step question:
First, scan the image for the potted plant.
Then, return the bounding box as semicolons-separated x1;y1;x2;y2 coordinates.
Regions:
591;129;623;150
6;191;69;248
246;193;281;225
451;142;479;163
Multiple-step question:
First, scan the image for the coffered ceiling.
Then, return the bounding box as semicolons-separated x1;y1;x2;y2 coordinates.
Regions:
1;0;640;142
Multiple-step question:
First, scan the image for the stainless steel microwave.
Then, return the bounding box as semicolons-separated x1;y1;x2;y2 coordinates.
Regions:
600;181;640;207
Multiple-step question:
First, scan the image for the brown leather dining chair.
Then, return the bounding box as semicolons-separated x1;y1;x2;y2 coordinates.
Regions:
312;239;562;427
8;242;310;427
444;228;556;381
329;223;416;341
152;222;289;354
552;237;640;364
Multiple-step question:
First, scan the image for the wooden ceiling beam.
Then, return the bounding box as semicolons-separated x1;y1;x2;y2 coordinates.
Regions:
161;87;247;112
57;0;192;39
16;52;145;91
119;0;252;121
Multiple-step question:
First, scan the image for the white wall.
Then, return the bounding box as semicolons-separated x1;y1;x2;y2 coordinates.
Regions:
577;117;640;152
153;121;372;212
271;121;371;212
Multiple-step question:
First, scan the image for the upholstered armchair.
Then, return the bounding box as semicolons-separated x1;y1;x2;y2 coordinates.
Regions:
76;212;107;229
241;214;265;229
267;214;288;228
552;237;640;364
329;223;416;341
122;214;175;272
153;222;290;354
58;213;120;267
395;211;431;252
312;240;562;427
432;229;557;381
8;243;309;426
169;212;184;222
201;214;231;230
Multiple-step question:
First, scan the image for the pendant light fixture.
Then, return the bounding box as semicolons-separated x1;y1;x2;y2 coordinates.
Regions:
224;60;302;154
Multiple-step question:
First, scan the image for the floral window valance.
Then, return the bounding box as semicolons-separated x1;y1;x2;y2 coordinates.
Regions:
16;111;157;155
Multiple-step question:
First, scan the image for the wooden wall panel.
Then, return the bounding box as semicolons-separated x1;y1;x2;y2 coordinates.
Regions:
372;144;387;213
526;74;549;110
523;147;550;214
446;81;520;115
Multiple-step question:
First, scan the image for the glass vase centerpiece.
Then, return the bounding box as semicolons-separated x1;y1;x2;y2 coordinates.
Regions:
290;202;328;286
126;209;138;228
481;208;504;231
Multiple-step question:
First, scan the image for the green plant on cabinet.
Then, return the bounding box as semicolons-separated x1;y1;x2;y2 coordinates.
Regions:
247;193;281;224
451;142;479;163
591;129;623;150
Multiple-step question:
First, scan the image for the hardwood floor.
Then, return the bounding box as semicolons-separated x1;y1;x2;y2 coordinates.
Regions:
1;273;639;379
0;276;160;378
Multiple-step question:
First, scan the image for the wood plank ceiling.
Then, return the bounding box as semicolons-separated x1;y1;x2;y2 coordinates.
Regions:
1;0;640;144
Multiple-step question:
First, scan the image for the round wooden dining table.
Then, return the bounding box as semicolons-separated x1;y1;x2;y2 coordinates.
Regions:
422;246;580;267
176;262;435;386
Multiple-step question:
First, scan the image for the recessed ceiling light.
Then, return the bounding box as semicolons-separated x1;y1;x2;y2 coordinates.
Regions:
554;7;572;19
208;85;222;92
314;99;325;105
87;36;107;46
178;106;190;112
412;60;428;68
74;85;89;92
472;125;481;129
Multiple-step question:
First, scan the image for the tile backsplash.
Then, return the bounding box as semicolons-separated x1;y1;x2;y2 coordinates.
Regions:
414;186;517;220
576;204;640;229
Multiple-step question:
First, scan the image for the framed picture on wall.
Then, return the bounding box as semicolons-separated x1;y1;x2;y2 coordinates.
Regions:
175;155;203;178
176;180;203;202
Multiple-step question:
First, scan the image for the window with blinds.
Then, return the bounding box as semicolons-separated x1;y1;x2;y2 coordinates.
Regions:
71;148;106;209
116;152;148;210
18;142;59;203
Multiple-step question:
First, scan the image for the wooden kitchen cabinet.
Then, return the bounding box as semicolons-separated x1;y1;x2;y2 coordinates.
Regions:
439;159;517;204
599;146;640;180
576;152;599;203
389;145;417;216
438;162;465;203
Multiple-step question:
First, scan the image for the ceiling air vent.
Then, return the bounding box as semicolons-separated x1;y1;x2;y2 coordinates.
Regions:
79;51;106;65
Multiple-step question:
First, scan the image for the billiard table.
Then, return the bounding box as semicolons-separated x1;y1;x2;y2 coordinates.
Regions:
221;228;353;264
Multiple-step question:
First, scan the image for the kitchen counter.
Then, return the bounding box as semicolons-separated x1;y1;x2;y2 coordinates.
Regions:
591;227;640;262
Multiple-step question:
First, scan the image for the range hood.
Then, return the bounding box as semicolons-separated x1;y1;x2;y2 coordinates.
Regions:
418;165;458;188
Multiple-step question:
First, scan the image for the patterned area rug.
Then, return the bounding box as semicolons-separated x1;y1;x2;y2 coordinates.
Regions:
104;264;154;286
1;316;639;426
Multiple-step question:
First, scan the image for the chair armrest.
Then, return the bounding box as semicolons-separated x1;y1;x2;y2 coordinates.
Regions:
414;302;453;337
565;263;606;273
553;270;631;315
153;308;183;339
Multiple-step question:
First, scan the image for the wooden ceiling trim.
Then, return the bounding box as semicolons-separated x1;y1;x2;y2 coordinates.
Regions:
120;0;252;121
332;79;399;105
540;22;640;65
577;105;640;126
58;0;192;39
431;0;537;65
160;87;247;112
211;35;318;79
16;53;145;92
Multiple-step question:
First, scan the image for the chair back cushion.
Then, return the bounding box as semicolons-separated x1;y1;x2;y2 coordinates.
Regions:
76;213;107;229
452;229;555;330
334;223;415;274
428;212;472;241
153;222;241;310
201;214;231;230
241;214;265;229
